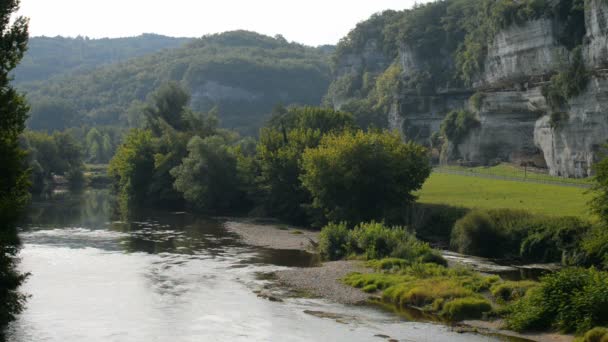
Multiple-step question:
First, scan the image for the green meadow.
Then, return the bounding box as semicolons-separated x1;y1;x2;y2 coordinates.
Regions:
418;172;593;218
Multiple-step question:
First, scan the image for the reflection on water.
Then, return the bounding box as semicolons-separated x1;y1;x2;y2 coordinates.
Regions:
8;190;519;341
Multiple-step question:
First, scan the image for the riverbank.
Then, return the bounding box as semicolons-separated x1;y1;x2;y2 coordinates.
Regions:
224;220;319;251
226;220;576;342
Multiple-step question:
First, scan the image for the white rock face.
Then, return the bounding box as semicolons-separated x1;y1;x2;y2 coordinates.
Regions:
457;88;548;166
535;76;608;177
585;0;608;68
479;19;568;87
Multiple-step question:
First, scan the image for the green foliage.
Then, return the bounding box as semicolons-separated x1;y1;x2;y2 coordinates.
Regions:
440;110;480;145
301;130;430;224
543;46;588;110
318;221;446;266
27;96;79;131
21;31;331;134
333;10;402;64
318;222;352;261
108;129;156;213
506;268;608;333
344;262;497;321
256;106;353;225
490;281;539;303
21;130;86;193
451;209;532;258
0;0;30;335
171;135;244;213
469;92;485;111
441;297;493;321
520;216;592;265
576;327;608;342
405;203;469;243
581;225;608;270
14;34;191;84
451;208;593;263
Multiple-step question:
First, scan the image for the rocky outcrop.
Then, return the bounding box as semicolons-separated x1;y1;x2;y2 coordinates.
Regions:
535;76;608;177
423;0;608;178
332;0;608;178
477;18;569;87
584;0;608;68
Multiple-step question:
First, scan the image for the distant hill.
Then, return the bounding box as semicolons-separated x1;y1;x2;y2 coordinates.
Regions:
18;31;332;134
13;34;193;83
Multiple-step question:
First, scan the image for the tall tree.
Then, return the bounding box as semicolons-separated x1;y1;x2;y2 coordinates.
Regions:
0;0;30;334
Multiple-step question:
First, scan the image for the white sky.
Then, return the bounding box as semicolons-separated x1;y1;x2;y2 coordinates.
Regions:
17;0;425;46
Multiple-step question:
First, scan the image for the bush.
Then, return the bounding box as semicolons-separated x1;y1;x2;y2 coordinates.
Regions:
406;203;469;244
441;297;493;321
451;209;532;258
520;216;592;265
506;268;608;333
577;327;608;342
581;225;608;269
301;130;431;225
318;222;352;261
440;110;480;145
491;281;539;303
319;221;447;265
451;209;593;263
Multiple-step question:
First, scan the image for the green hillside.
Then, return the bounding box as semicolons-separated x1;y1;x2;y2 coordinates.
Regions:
14;34;193;83
20;31;333;134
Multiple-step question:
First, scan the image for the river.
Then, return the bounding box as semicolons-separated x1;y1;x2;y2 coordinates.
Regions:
6;190;524;341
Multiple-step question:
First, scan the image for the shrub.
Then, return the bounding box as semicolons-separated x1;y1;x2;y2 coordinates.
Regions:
506;268;608;333
543;46;588;110
520;216;592;265
440;110;480;144
406;203;469;244
581;225;608;269
301;130;431;224
351;222;446;265
318;222;352;261
319;221;447;265
469;92;485;111
451;209;532;258
577;327;608;342
441;297;493;321
491;281;539;303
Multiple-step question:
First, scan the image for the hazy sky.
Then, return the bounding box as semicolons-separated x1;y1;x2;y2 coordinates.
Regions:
17;0;424;46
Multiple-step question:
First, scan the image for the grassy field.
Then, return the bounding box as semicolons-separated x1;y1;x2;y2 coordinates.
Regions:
418;172;594;218
437;163;593;186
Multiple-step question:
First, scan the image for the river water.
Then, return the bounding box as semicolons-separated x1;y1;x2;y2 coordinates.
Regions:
7;190;522;342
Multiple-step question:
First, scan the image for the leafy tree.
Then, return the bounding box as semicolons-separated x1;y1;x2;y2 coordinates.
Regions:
171;135;244;213
22;130;85;193
256;107;353;224
108;129;156;214
0;0;30;334
301;130;431;224
108;83;222;213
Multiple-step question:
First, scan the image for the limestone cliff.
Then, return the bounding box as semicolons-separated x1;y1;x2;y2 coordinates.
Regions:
329;0;608;178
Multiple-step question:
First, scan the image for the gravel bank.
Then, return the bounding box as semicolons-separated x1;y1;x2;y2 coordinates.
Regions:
276;260;373;305
224;220;319;251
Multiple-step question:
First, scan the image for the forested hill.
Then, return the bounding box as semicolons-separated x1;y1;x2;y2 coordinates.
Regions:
13;34;193;84
19;31;332;135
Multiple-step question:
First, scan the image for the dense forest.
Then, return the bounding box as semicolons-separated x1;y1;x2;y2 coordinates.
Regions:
18;31;332;134
12;34;192;84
